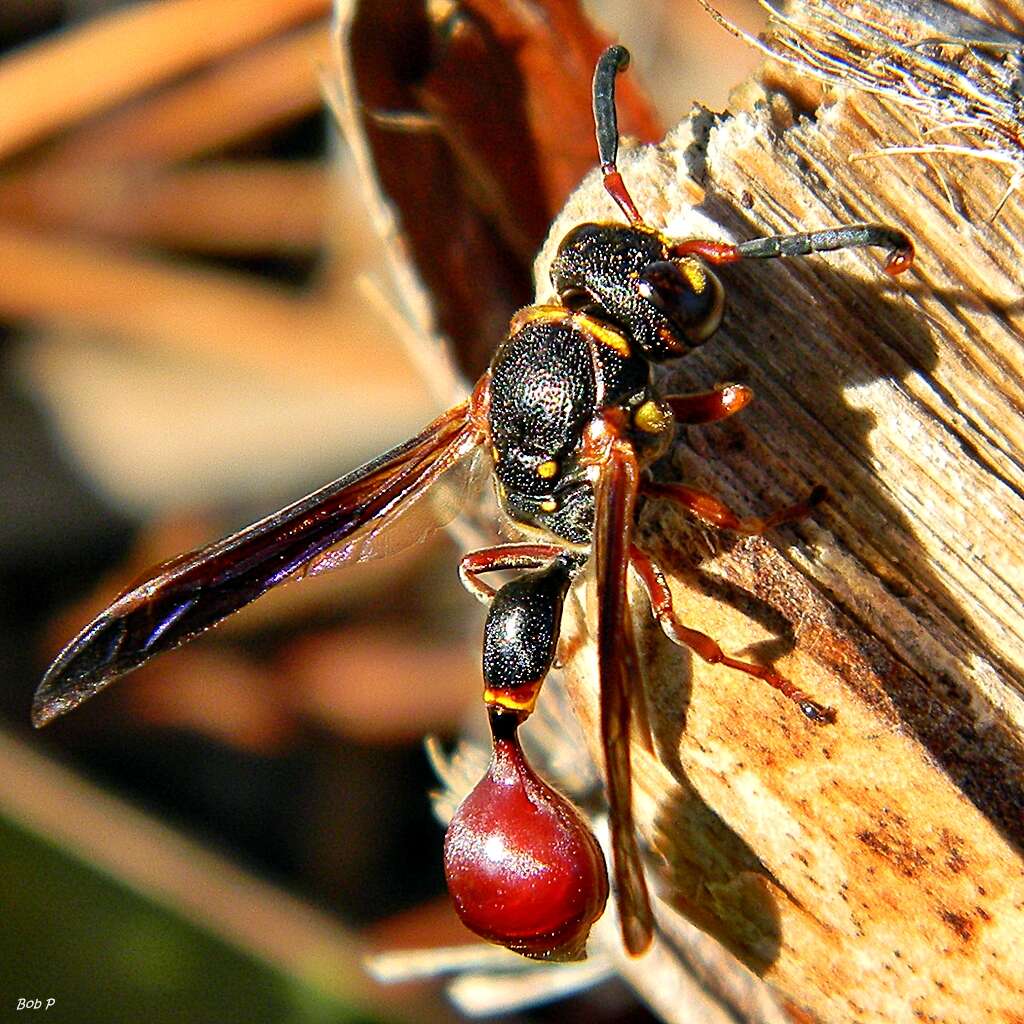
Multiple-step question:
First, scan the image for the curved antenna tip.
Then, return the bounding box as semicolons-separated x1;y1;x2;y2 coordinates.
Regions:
603;44;630;71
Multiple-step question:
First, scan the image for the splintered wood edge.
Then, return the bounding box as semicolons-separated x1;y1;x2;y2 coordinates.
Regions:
536;85;1024;1024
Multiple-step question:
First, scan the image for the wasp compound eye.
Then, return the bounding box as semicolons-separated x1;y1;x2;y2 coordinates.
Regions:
637;259;724;344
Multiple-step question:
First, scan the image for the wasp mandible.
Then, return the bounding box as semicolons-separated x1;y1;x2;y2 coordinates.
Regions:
33;45;913;962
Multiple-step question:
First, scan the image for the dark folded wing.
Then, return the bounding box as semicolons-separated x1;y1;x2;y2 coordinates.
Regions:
33;401;484;726
592;433;654;956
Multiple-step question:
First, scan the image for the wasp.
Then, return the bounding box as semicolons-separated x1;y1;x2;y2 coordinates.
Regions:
33;46;913;961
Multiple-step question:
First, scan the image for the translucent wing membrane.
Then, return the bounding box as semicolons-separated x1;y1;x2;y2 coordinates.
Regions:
302;442;491;575
33;402;484;727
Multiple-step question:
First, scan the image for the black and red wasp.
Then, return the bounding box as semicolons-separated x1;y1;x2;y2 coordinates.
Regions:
33;46;913;961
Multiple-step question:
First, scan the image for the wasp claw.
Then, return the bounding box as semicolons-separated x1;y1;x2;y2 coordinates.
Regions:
799;699;835;724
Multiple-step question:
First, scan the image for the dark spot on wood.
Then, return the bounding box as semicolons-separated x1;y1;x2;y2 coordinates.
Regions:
939;829;967;874
856;827;927;877
940;908;975;943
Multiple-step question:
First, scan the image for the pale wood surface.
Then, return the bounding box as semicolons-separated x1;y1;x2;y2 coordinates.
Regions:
539;29;1024;1024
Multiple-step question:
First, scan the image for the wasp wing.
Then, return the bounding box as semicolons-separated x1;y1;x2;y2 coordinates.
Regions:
33;401;485;727
301;433;490;574
592;431;654;956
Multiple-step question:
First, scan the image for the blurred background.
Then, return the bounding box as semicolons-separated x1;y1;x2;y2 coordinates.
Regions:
0;1;759;1021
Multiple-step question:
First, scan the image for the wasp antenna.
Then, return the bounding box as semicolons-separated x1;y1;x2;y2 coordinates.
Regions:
734;224;915;275
673;223;915;276
593;45;644;227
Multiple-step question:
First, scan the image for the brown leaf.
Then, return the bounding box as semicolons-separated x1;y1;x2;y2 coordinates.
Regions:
343;0;661;375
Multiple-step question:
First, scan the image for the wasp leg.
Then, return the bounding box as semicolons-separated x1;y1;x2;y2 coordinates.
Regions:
630;546;834;722
458;543;567;605
664;383;753;425
642;480;827;535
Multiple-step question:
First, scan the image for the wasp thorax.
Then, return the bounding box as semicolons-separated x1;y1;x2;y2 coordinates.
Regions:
442;717;609;960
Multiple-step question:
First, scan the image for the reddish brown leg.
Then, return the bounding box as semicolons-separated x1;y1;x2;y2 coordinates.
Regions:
630;546;834;722
665;383;753;425
458;544;565;602
642;480;827;535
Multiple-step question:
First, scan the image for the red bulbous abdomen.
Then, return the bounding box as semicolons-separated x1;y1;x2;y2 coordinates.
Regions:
443;732;608;960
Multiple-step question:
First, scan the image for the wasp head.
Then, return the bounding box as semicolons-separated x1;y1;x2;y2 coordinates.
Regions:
550;223;724;362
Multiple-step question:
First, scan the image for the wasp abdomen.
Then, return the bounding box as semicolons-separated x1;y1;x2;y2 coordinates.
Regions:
443;714;608;961
482;555;578;714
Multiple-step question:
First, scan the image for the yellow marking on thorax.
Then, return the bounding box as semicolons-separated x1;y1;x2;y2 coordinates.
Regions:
509;305;571;334
509;304;631;359
571;312;631;358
